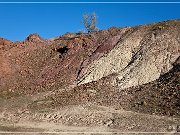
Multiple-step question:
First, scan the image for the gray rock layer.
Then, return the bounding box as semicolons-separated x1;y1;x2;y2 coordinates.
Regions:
78;20;180;89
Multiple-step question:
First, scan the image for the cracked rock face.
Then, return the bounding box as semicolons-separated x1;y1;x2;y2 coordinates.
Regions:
78;20;180;89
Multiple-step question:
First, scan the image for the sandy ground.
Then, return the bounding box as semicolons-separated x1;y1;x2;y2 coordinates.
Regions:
0;103;180;134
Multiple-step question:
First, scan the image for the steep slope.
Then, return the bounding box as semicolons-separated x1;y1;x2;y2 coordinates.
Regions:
78;20;180;90
19;54;179;132
0;19;180;132
128;56;180;116
0;27;127;97
0;20;179;97
31;56;179;116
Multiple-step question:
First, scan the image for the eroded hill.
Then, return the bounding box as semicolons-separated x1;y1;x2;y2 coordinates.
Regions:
0;19;180;133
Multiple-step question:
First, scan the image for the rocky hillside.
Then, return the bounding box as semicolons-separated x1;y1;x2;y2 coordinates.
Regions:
0;19;179;132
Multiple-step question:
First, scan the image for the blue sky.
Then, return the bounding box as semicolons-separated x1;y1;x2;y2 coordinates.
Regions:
0;2;179;41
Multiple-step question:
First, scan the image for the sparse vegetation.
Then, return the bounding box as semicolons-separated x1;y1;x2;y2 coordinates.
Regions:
83;12;99;33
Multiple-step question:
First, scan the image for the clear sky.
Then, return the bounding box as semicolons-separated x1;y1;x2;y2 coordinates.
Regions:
0;2;179;41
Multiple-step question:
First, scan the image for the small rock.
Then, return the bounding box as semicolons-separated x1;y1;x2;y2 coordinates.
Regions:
105;119;113;127
177;125;180;132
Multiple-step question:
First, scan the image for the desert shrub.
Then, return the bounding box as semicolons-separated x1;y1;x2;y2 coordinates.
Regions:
83;12;99;33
